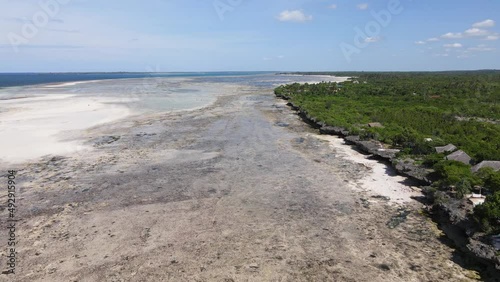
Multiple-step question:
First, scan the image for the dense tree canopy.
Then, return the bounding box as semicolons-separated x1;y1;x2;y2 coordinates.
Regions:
275;71;500;161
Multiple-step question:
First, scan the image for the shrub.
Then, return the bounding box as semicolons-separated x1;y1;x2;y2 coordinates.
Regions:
433;191;450;206
476;167;500;193
433;160;479;188
456;179;472;199
474;191;500;234
423;153;446;167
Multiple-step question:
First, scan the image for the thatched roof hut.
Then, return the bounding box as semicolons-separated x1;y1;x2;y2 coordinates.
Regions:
445;150;472;165
471;161;500;173
435;144;457;154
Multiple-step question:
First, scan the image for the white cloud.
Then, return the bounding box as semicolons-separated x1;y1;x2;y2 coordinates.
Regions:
464;28;489;37
357;3;369;10
441;32;463;39
427;37;439;42
415;41;426;45
264;55;285;60
365;36;381;43
472;19;495;28
277;10;312;23
431;20;498;43
328;4;337;9
468;44;495;52
485;34;499;41
443;43;463;48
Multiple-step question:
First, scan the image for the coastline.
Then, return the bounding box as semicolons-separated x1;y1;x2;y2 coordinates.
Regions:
0;94;134;164
1;75;495;280
0;74;351;164
0;82;488;281
0;78;245;164
272;98;422;206
275;93;500;274
315;134;422;205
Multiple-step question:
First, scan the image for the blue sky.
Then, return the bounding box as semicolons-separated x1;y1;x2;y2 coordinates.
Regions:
0;0;499;72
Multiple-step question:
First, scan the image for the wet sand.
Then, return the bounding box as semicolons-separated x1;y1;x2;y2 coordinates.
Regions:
0;94;132;163
0;83;483;281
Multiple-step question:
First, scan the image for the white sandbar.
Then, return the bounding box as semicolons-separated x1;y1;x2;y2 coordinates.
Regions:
0;94;133;164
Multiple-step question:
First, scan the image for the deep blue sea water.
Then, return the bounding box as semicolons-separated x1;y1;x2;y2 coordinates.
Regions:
0;72;274;88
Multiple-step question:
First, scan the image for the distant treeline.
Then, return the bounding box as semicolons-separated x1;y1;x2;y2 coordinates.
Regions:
280;70;500;76
276;71;500;161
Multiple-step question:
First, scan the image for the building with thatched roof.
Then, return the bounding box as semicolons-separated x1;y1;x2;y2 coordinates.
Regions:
471;161;500;173
445;150;472;165
435;144;457;154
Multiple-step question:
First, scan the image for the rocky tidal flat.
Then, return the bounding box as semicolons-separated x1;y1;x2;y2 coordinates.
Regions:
0;85;493;281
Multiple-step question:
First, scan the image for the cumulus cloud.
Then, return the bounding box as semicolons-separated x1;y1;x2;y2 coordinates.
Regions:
263;55;286;61
472;19;495;28
438;29;489;39
443;43;463;48
485;34;499;41
277;10;312;22
419;20;498;59
468;44;495;52
357;3;369;10
441;32;463;39
425;20;498;44
464;28;490;37
365;36;381;43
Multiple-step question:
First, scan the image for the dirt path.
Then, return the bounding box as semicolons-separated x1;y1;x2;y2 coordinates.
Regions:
1;90;483;281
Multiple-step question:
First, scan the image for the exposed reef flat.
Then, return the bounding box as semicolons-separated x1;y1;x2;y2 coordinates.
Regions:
0;84;487;281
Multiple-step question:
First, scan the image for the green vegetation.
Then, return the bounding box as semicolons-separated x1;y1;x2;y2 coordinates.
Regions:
476;167;500;193
433;160;479;188
474;191;500;234
276;71;500;162
276;71;500;234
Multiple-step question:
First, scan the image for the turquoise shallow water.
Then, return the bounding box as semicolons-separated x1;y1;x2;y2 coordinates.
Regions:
0;73;335;113
0;73;342;162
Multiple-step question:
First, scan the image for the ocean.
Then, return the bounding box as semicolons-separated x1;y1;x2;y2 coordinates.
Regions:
0;72;273;88
0;72;340;117
0;72;340;162
0;72;334;112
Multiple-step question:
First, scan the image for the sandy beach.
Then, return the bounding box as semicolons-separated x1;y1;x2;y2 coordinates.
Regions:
0;77;484;281
314;134;422;205
0;94;133;164
0;77;230;164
